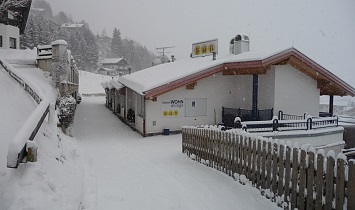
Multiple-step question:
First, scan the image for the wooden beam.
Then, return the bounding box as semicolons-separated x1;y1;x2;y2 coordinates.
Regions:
223;66;270;75
186;82;197;90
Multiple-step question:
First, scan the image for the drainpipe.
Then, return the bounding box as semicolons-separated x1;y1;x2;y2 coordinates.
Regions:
252;74;258;120
329;95;334;116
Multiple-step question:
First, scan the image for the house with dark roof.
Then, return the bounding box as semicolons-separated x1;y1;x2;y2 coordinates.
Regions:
97;58;130;76
104;35;355;140
0;0;32;49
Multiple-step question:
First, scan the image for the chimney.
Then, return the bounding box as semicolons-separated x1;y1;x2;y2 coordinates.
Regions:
230;35;249;55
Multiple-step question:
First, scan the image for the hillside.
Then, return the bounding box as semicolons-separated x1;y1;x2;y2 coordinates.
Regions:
79;70;112;95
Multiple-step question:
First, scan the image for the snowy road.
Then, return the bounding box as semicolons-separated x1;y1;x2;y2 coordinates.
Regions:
73;96;279;210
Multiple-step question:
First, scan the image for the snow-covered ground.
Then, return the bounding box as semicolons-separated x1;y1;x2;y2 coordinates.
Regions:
74;96;279;210
0;66;36;174
1;49;279;209
79;70;112;95
0;53;83;210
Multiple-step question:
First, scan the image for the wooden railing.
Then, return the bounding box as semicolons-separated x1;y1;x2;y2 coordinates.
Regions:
182;126;355;210
0;58;50;168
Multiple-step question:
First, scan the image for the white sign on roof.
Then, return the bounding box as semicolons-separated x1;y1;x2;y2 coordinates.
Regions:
192;39;218;58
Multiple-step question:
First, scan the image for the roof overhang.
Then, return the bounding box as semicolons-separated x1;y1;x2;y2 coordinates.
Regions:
144;48;355;99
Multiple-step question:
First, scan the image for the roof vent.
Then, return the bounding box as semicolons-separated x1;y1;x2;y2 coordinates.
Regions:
229;35;250;55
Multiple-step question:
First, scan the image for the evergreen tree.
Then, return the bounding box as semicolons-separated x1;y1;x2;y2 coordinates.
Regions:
32;0;53;19
111;28;122;58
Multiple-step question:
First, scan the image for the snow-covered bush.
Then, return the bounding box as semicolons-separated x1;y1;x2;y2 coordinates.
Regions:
57;95;76;131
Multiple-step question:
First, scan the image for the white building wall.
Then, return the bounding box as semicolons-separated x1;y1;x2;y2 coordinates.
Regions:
144;72;253;134
0;24;20;49
258;67;275;112
274;65;320;117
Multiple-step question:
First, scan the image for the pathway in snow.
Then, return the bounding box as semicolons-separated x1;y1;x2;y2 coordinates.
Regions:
73;96;278;210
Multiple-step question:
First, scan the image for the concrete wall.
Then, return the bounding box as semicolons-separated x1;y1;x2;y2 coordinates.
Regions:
144;72;253;134
258;66;275;112
274;65;320;117
0;24;20;49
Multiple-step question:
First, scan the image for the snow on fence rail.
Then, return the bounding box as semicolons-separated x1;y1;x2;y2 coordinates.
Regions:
0;58;50;168
234;116;338;133
182;126;355;210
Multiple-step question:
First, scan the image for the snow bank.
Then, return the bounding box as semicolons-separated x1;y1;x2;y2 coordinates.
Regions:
0;124;84;210
7;101;49;168
0;48;37;65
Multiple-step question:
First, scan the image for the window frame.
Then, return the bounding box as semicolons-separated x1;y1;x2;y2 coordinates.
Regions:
9;37;16;49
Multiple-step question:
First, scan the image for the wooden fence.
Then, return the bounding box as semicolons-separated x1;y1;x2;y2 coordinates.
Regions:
182;126;355;210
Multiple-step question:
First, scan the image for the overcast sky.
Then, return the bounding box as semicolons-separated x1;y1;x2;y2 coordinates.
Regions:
45;0;355;87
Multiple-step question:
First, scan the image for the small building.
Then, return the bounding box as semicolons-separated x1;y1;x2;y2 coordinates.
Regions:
60;23;84;32
0;0;32;49
97;58;130;76
105;35;355;137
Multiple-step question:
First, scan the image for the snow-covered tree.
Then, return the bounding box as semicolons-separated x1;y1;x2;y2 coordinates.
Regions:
111;28;122;57
0;0;31;21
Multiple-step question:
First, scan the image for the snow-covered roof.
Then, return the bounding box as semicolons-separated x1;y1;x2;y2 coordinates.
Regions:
100;58;124;65
117;47;355;98
98;67;115;72
0;48;37;65
51;40;68;46
110;78;124;90
61;23;84;28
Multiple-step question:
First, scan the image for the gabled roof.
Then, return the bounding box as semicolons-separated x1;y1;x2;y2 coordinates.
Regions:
118;47;355;99
100;58;126;65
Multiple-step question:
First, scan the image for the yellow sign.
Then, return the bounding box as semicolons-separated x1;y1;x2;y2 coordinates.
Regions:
192;39;218;58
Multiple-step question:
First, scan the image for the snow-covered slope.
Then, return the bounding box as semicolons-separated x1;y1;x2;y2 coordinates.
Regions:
79;70;112;95
0;50;84;209
0;67;36;174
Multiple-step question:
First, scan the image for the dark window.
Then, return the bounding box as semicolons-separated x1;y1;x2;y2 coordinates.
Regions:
0;36;2;47
9;37;16;49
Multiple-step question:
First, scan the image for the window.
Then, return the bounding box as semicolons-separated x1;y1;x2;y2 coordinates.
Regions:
9;37;16;49
0;36;2;47
137;95;145;117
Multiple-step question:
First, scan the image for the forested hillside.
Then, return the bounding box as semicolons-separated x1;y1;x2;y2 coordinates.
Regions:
21;0;156;72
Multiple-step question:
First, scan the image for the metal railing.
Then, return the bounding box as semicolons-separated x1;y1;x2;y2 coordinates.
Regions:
234;116;338;133
1;58;50;168
222;107;273;128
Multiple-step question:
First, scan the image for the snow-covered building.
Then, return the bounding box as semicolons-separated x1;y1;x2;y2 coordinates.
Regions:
97;58;130;76
105;36;355;137
60;23;84;32
0;0;32;49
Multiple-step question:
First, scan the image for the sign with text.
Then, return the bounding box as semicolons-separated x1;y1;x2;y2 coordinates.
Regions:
161;99;185;117
192;39;218;58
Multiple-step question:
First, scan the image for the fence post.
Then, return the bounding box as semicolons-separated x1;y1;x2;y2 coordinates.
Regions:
277;142;285;204
234;117;242;128
348;160;355;209
335;155;345;210
291;147;299;210
272;118;278;131
325;152;335;210
315;151;324;210
278;110;283;120
307;117;312;130
298;148;307;209
306;149;315;209
284;144;292;205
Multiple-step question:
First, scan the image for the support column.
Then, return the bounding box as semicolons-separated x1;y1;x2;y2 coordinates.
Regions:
329;95;334;116
252;74;259;120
